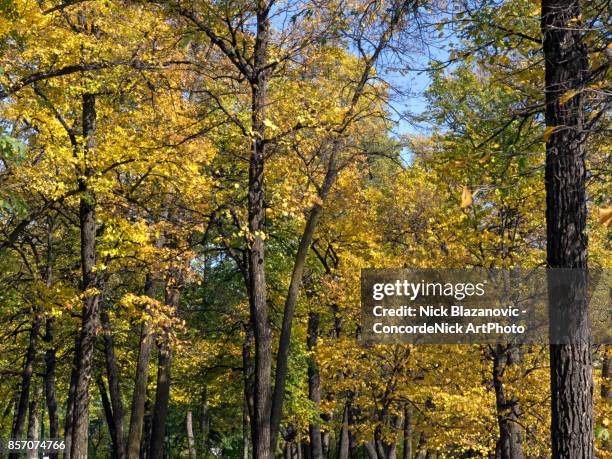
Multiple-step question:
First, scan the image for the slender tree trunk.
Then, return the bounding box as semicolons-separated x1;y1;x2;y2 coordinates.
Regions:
10;314;41;459
98;374;118;458
307;313;324;459
64;344;78;459
492;346;524;459
602;350;611;451
127;274;158;459
336;405;350;459
186;410;196;459
141;399;152;459
248;6;272;459
26;383;41;459
242;324;255;442
149;340;171;459
44;317;59;459
42;217;59;458
321;428;330;459
541;1;592;458
202;386;210;457
149;277;180;459
403;405;412;459
101;307;126;459
364;442;378;459
70;92;99;459
243;398;250;459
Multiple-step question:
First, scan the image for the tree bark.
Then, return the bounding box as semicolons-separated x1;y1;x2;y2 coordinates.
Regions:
336;405;350;459
307;313;324;459
149;276;180;459
101;306;126;459
202;386;210;457
98;374;118;457
541;1;592;458
70;92;100;459
403;405;412;459
148;339;171;459
44;317;59;459
127;274;158;459
186;410;196;459
42;216;59;458
10;314;41;459
243;397;250;459
64;343;78;459
248;5;272;459
26;383;41;459
492;346;524;459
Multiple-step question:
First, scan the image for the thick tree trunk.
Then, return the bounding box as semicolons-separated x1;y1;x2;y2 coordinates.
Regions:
307;313;324;459
10;314;41;459
541;1;592;458
70;92;99;459
127;274;158;459
186;410;196;459
492;346;524;459
101;307;126;459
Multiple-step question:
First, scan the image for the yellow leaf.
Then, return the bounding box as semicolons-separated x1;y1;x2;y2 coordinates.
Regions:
598;207;612;228
559;89;578;105
543;126;558;142
460;186;473;208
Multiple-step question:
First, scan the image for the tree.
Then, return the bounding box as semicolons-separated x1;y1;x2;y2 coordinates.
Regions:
541;0;593;457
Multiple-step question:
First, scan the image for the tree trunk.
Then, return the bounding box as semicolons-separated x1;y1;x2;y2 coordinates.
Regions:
243;398;249;459
307;313;324;459
321;429;330;459
70;92;99;459
602;350;611;451
248;5;272;459
98;374;118;457
101;307;126;459
541;1;592;458
492;346;524;459
42;217;59;458
127;274;158;459
26;383;41;459
10;314;41;459
202;386;210;457
44;318;59;459
403;405;412;459
336;405;350;459
148;340;171;459
141;399;152;459
64;344;79;459
186;410;196;459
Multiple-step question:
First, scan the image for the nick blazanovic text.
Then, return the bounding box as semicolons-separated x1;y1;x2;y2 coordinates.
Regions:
372;305;521;317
